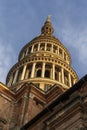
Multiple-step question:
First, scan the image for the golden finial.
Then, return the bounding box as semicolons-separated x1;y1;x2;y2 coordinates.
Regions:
46;15;51;22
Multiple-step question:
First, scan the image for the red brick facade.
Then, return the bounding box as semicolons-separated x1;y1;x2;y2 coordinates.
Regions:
0;82;64;130
21;75;87;130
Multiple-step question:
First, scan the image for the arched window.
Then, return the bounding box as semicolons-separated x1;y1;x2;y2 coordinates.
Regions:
35;63;42;77
55;66;62;82
28;46;32;54
53;45;57;53
40;43;45;51
46;44;51;51
45;70;50;78
59;48;62;56
55;72;58;80
36;69;41;77
28;71;31;78
34;44;38;52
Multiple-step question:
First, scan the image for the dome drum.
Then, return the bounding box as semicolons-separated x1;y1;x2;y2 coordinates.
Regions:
6;59;78;91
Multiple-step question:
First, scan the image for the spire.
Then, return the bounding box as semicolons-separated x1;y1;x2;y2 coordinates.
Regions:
41;15;54;36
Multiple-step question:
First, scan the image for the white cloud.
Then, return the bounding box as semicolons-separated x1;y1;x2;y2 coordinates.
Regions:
0;39;15;83
56;22;87;78
62;26;87;62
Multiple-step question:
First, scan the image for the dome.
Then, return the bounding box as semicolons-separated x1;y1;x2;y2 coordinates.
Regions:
6;16;78;91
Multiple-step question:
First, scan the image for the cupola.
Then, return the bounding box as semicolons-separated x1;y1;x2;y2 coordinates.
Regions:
41;15;54;36
6;16;78;92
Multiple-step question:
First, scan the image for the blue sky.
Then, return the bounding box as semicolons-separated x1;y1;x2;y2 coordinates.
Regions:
0;0;87;83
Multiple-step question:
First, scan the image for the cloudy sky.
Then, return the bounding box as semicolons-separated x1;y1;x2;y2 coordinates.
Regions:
0;0;87;83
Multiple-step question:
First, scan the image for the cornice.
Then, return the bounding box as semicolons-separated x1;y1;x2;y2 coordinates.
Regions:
0;82;15;100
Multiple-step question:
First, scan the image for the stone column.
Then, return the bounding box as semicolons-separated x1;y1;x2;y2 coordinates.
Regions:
51;44;53;52
31;63;36;78
42;63;45;77
31;45;34;53
25;69;29;79
59;71;61;82
68;73;72;87
13;70;19;84
45;43;47;51
61;68;64;84
38;43;40;51
52;64;55;80
21;64;27;80
63;51;64;59
58;46;59;55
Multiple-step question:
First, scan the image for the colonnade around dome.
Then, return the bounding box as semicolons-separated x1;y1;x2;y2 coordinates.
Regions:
7;61;77;91
19;39;71;65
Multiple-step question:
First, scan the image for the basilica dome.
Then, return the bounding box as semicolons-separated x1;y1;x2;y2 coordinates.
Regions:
6;16;78;91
